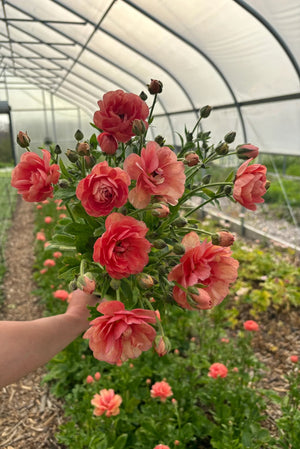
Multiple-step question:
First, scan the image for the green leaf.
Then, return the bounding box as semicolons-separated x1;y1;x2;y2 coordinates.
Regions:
59;158;72;179
54;187;77;201
113;434;128;449
90;133;98;149
202;188;216;198
64;222;88;235
52;233;76;246
224;170;235;183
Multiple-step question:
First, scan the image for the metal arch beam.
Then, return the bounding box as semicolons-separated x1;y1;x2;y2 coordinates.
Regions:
123;0;248;142
5;1;176;144
52;0;199;123
233;0;300;81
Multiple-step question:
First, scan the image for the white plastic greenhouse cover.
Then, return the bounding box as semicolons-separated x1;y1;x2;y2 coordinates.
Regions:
0;0;299;156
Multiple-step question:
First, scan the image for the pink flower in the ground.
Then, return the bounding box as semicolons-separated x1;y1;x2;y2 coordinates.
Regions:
150;380;173;402
40;268;47;274
233;159;267;211
44;242;50;248
154;445;170;449
42;200;49;204
243;320;260;331
86;375;94;384
83;300;157;364
221;338;229;343
91;389;122;417
76;161;130;217
94;372;101;380
232;367;239;372
11;149;60;202
174;441;180;446
44;216;52;224
168;232;239;310
36;231;46;241
59;213;67;219
36;204;42;210
53;251;62;258
93;213;151;279
208;363;228;379
43;259;56;267
97;132;118;155
93;89;149;143
124;141;186;209
53;290;69;301
290;355;299;363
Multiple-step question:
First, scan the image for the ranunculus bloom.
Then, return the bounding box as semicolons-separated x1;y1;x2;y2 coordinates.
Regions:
124;141;186;209
91;389;122;417
243;320;259;331
43;259;56;267
40;268;47;274
86;375;94;384
36;231;46;241
154;446;170;449
94;372;101;380
150;380;173;402
208;363;228;378
11;149;60;202
83;300;157;364
53;251;62;258
97;132;118;155
168;232;239;310
44;216;52;224
290;355;299;363
233;159;267;211
76;161;130;217
93;213;151;279
93;89;149;143
53;289;69;301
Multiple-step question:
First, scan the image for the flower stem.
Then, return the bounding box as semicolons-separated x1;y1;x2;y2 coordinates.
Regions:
184;193;225;217
179;182;233;205
65;203;76;222
144;297;164;336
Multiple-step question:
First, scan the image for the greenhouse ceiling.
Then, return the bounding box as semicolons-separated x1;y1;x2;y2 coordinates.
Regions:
0;0;300;155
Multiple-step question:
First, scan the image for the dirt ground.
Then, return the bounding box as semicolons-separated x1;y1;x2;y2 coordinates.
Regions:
0;198;299;448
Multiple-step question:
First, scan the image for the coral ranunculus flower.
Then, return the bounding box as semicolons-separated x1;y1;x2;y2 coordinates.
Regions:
83;300;157;364
233;159;267;211
243;320;259;331
93;213;151;279
154;445;171;449
150;380;173;402
168;232;239;310
124;141;186;209
76;161;130;217
11;149;60;202
208;363;228;378
53;289;69;301
93;89;149;143
91;388;122;417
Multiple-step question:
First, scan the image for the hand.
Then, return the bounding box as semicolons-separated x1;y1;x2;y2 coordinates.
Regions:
65;289;99;332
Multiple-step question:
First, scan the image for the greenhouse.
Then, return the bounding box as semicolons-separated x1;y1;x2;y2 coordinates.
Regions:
0;1;300;448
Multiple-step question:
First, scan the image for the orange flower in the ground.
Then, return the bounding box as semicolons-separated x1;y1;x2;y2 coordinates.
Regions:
53;251;62;258
86;375;94;384
290;355;299;363
83;300;157;364
93;213;151;279
208;363;228;378
154;445;170;449
93;89;149;143
11;149;60;202
43;259;56;267
150;380;173;402
168;232;239;310
243;320;259;331
53;289;69;301
36;231;46;241
76;161;130;217
91;389;122;417
233;158;267;211
124;141;186;209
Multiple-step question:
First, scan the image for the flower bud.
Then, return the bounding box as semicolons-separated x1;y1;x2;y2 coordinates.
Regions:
237;144;259;160
172;217;187;228
185;152;199;167
147;79;163;95
84;155;96;168
77;272;96;294
172;243;185;255
54;144;62;154
152;203;170;218
66;149;78;163
155;135;166;146
212;231;235;247
224;131;236;144
110;278;121;290
265;180;271;190
137;273;154;289
154;335;171;357
17;131;31;148
69;279;77;291
187;286;200;296
74;129;84;141
202;174;211;184
200;105;212;118
76;142;90;156
97;132;118;155
132;119;147;136
186;132;193;142
139;91;148;101
58;179;70;189
153;239;168;249
215;142;229;155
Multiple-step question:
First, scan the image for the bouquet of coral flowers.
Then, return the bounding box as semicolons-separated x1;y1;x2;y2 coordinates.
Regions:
11;79;269;365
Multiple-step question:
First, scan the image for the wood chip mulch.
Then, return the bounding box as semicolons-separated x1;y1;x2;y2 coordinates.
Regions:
0;197;65;449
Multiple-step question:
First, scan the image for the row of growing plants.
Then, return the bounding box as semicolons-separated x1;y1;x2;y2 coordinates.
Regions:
33;199;300;449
